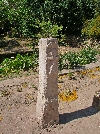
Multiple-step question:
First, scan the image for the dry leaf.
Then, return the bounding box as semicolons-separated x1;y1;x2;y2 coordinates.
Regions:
0;115;3;121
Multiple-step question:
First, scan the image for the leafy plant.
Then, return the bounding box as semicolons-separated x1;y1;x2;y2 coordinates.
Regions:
0;49;39;75
79;46;97;65
58;53;68;71
37;20;63;38
58;46;98;70
58;34;68;46
82;15;100;38
66;52;80;68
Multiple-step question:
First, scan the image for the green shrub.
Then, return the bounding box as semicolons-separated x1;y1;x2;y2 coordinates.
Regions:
79;46;98;65
0;49;39;75
0;0;11;35
37;20;63;38
58;53;69;71
0;0;99;37
58;46;98;70
0;0;98;37
82;15;100;38
29;0;97;35
0;0;40;37
7;0;39;37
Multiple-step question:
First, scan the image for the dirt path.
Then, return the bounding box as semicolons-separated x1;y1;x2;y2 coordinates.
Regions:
0;61;100;134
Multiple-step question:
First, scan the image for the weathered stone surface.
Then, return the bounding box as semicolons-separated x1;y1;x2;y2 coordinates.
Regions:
36;38;59;128
92;90;100;110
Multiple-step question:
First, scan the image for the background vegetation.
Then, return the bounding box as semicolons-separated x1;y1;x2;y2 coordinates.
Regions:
0;0;100;76
0;0;100;38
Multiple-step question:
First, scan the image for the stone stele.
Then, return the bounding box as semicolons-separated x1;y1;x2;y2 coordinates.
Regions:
36;38;59;128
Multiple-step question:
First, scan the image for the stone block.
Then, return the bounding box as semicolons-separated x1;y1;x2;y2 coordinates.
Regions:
36;38;59;128
92;90;100;110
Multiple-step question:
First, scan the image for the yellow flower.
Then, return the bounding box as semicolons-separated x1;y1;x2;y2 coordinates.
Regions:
58;90;78;102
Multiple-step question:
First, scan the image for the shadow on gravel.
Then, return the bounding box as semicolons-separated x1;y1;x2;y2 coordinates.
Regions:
59;106;99;124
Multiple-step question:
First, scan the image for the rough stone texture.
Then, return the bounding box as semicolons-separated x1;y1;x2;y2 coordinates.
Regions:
92;90;100;110
36;38;59;128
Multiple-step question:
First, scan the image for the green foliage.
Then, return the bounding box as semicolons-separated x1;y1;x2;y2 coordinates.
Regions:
0;0;98;37
82;15;100;38
0;46;98;75
58;53;68;71
0;0;10;34
58;34;68;46
81;0;97;20
54;0;97;35
7;0;40;37
0;0;40;37
65;52;80;68
0;49;39;75
79;46;98;65
58;46;98;70
37;21;63;38
28;0;98;36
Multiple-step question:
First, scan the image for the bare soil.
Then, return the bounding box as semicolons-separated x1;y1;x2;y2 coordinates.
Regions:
0;58;100;134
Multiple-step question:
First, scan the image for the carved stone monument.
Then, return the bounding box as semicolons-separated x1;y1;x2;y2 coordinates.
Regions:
36;38;59;128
